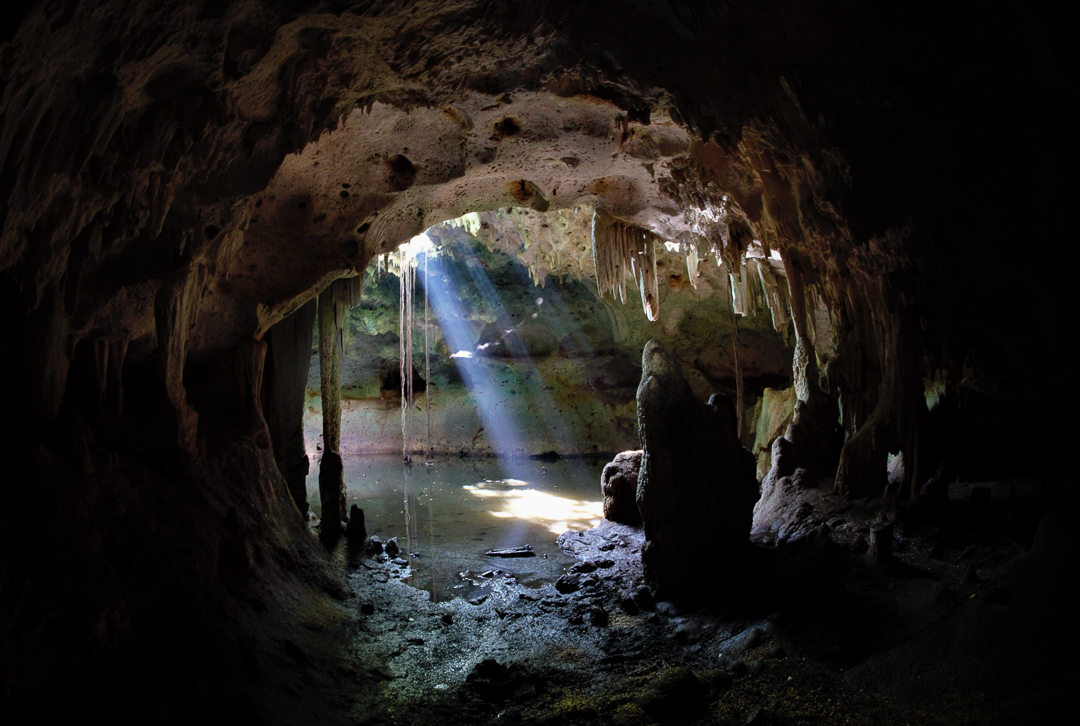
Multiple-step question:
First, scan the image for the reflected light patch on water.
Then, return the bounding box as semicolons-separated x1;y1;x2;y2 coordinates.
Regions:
464;483;603;535
308;455;607;601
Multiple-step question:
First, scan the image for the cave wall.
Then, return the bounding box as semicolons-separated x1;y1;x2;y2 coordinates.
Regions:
1;0;1075;716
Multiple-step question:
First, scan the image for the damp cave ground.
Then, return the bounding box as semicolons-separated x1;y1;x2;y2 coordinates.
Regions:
279;472;1077;726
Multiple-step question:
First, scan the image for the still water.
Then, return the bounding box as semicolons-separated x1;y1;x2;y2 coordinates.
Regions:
307;455;607;601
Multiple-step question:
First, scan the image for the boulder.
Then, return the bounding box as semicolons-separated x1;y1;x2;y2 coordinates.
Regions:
601;450;643;525
635;340;759;602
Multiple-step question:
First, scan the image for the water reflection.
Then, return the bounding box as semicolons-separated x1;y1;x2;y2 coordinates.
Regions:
308;455;607;601
463;482;603;535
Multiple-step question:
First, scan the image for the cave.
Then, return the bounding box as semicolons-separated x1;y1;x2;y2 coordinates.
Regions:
1;1;1076;724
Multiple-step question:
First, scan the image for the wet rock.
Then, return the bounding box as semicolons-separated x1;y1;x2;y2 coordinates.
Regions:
601;450;643;525
346;504;366;548
851;535;869;555
486;545;535;557
369;536;384;554
570;561;597;574
706;669;734;691
636;667;708;723
466;658;525;701
636;341;758;602
726;626;765;658
673;620;701;645
590;606;609;627
620;595;640;615
632;586;656;611
384;537;400;557
868;522;894;563
555;574;581;594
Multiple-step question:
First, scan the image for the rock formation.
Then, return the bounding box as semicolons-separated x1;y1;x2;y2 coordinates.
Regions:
636;340;758;601
600;449;642;525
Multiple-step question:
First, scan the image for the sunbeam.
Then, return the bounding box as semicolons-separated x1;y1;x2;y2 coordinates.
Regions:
419;219;591;476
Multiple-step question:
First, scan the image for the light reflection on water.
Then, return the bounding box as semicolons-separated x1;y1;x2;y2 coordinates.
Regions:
307;455;607;601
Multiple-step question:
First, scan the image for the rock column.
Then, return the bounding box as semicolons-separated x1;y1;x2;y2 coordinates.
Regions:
318;284;346;534
635;340;758;602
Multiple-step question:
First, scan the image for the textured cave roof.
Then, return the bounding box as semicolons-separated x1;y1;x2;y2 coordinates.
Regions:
0;0;1076;478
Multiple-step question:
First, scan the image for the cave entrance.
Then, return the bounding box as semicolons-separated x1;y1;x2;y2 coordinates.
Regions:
304;208;633;599
301;206;795;599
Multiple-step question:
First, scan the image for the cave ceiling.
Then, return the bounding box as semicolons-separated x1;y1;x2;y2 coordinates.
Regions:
0;0;1075;476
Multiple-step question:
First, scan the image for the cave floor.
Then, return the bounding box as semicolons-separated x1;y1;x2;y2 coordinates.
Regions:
265;486;1075;726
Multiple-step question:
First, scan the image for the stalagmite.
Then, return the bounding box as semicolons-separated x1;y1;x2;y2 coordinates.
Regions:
318;276;362;534
591;208;661;320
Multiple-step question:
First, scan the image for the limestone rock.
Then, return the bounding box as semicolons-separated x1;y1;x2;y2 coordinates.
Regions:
601;450;643;525
751;387;797;480
635;340;758;602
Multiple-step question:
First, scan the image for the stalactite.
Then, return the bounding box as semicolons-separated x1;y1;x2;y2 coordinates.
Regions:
399;247;414;462
728;269;748;316
399;250;407;460
591;208;661;321
730;300;745;441
755;257;791;336
424;251;432;462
